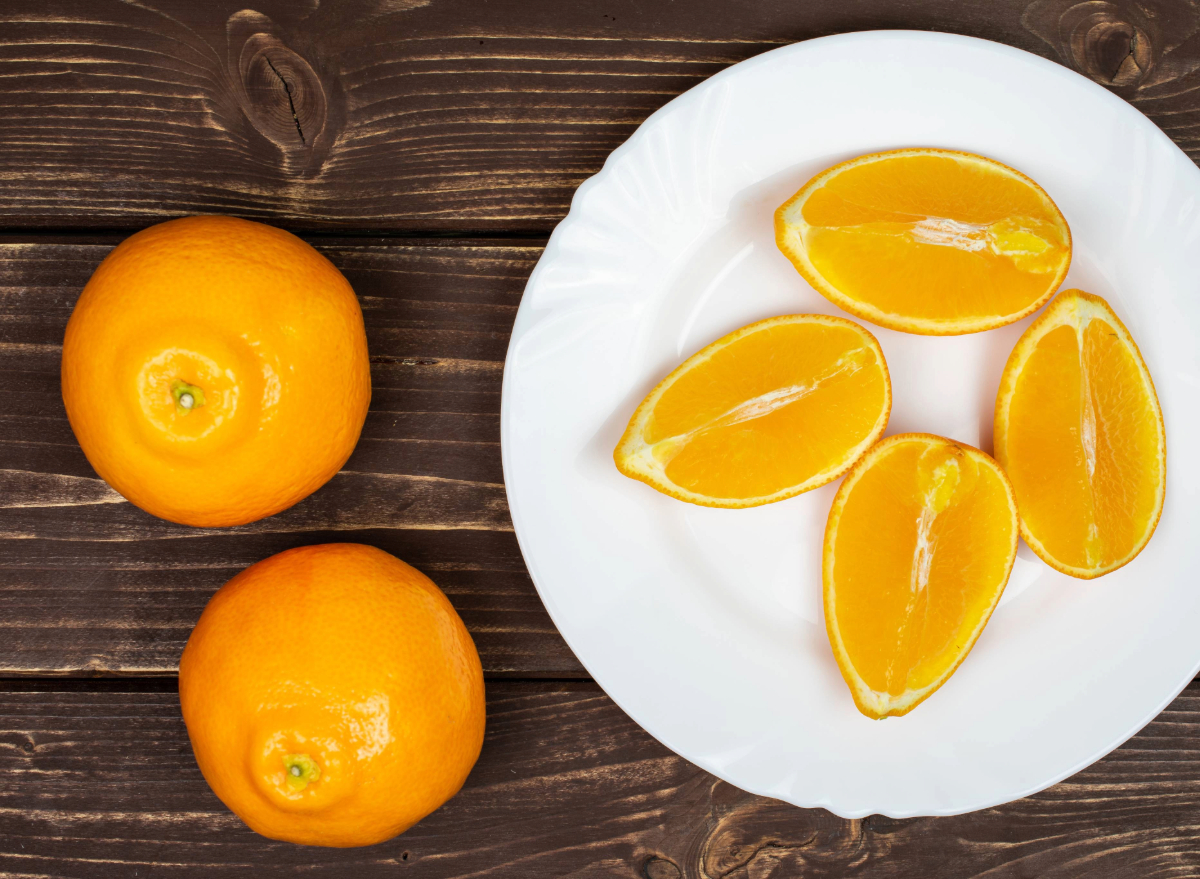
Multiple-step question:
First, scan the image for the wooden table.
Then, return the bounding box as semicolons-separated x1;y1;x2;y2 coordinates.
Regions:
2;2;1199;876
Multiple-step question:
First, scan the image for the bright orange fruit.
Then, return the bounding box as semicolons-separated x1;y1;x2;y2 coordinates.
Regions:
614;314;891;507
776;149;1072;335
179;543;486;847
824;434;1019;718
61;216;371;527
994;290;1165;578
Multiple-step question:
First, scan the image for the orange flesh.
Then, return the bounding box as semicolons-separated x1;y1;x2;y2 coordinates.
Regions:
825;435;1018;717
996;291;1164;576
777;150;1071;334
616;315;890;506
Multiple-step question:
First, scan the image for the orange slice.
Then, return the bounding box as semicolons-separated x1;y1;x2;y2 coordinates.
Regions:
994;290;1165;579
614;314;890;507
824;434;1019;718
776;149;1072;335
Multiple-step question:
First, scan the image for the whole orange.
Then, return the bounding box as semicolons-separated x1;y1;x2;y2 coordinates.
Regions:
61;216;371;527
179;543;486;847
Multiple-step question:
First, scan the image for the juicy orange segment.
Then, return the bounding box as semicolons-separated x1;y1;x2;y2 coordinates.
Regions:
614;315;890;507
994;290;1165;579
776;149;1072;335
824;434;1019;718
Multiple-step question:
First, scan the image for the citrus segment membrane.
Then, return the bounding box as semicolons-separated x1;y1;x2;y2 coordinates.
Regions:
614;315;891;507
776;149;1072;335
824;434;1019;718
994;290;1165;578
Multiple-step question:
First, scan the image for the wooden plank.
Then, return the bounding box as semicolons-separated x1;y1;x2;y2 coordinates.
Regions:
1;679;1198;877
0;0;1196;233
0;237;585;677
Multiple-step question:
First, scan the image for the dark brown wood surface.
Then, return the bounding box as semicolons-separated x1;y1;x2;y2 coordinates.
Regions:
2;0;1200;875
0;237;584;678
2;680;1200;878
0;0;1197;233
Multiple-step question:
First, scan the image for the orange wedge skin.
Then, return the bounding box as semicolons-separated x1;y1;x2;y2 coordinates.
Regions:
776;148;1072;336
614;314;891;508
994;290;1166;579
823;434;1019;719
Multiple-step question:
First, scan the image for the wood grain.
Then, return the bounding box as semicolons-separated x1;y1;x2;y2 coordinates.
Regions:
3;4;1200;873
0;0;1196;233
1;679;1198;878
0;237;585;677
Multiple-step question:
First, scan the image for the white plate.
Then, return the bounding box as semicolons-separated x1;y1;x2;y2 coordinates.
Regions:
500;31;1200;817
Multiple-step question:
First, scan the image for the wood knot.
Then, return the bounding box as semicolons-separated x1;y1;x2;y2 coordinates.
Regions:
698;800;836;877
227;10;334;175
242;36;326;147
642;857;681;879
1070;12;1150;85
1023;0;1159;89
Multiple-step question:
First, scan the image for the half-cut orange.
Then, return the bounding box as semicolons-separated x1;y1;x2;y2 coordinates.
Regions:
776;149;1072;335
614;314;890;507
824;434;1019;718
994;289;1165;579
